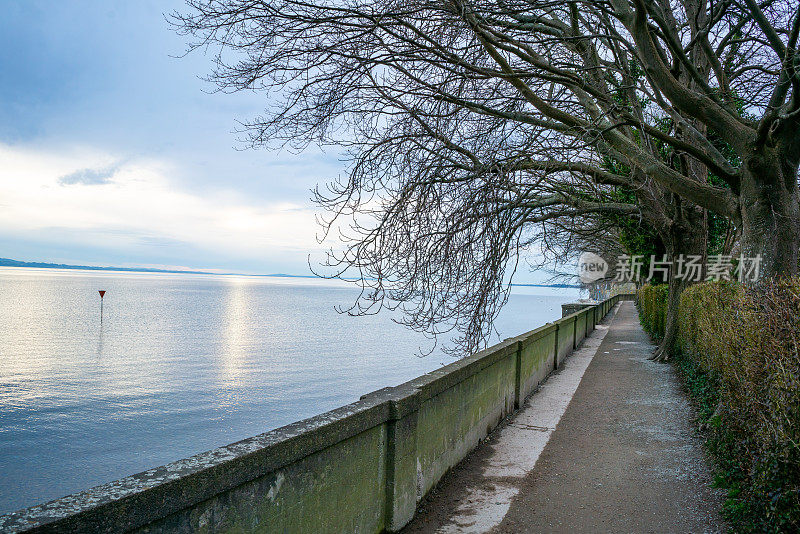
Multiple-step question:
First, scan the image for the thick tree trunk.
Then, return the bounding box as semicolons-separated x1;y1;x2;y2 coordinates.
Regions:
651;206;706;362
652;274;690;362
738;149;800;278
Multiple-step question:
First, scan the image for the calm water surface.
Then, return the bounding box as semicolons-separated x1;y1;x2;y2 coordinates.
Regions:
0;267;576;513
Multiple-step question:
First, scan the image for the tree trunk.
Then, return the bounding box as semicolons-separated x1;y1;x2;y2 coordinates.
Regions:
738;149;800;278
651;274;689;362
651;206;706;362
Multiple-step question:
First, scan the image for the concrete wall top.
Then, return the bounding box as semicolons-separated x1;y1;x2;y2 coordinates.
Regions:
0;391;394;533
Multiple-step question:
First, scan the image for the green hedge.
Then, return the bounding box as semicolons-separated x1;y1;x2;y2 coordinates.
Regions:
637;280;800;532
637;283;668;339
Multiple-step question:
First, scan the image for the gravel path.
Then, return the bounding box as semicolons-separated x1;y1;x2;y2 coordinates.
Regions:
403;301;725;533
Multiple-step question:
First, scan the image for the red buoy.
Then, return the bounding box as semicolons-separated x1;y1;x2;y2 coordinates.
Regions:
99;290;106;298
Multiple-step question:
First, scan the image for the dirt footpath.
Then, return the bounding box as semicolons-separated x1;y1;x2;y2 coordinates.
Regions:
403;301;724;534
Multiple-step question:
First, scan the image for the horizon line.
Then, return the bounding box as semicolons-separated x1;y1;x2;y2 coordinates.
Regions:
0;258;580;289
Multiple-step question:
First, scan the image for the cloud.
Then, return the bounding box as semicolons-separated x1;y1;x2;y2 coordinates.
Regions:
58;165;117;186
0;143;331;271
136;235;189;248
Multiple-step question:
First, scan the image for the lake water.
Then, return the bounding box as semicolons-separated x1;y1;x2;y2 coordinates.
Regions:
0;267;576;514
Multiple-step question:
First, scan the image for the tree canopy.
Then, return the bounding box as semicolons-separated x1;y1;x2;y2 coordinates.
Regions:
174;0;800;353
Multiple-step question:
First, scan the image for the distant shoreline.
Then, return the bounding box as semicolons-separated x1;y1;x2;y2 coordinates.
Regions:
0;257;216;276
0;258;579;289
0;257;315;279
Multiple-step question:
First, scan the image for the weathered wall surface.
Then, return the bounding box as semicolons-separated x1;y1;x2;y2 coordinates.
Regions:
556;318;576;368
518;327;556;402
0;296;625;534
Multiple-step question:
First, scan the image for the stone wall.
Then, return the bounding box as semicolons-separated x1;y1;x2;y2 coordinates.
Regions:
0;296;625;533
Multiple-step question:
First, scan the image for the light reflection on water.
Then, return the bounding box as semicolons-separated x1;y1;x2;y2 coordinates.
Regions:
0;267;576;513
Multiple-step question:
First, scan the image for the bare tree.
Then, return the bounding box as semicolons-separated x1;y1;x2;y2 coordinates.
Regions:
173;0;797;353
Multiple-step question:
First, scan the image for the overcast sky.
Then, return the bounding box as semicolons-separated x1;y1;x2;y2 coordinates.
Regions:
0;0;349;274
0;1;557;284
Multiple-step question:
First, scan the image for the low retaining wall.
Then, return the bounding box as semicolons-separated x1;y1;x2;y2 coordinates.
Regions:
1;295;627;534
563;292;636;320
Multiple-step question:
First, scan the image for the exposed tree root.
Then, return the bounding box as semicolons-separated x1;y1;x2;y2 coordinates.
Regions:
649;344;671;362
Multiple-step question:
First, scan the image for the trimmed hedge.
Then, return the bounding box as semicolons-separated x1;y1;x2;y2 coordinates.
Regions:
637;284;668;339
637;280;800;532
